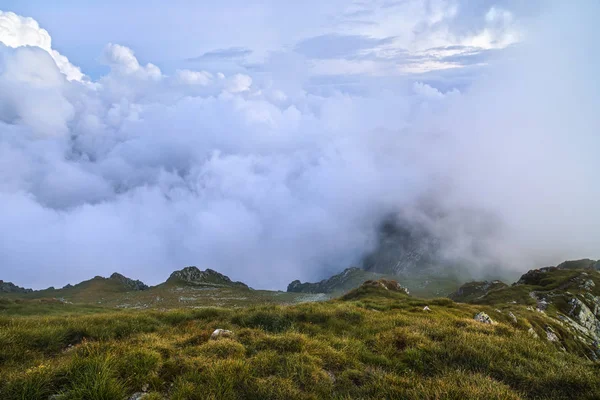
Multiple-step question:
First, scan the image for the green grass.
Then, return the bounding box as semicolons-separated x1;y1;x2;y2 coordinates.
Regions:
1;282;599;399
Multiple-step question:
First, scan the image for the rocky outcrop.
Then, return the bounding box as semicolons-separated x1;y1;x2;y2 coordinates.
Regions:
168;267;248;289
109;273;149;291
0;280;33;293
455;262;600;359
566;296;600;342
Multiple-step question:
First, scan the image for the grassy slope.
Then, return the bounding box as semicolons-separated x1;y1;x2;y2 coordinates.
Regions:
2;279;323;311
1;282;599;399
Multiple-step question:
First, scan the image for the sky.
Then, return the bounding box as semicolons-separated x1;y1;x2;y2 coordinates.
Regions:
0;1;598;289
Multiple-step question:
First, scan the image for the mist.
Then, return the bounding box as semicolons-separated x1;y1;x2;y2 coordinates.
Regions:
0;2;598;290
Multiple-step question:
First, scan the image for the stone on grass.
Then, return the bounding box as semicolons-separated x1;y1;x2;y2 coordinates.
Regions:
211;329;234;340
474;312;495;324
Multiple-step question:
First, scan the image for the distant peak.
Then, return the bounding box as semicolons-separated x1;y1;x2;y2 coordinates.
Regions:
108;272;149;291
168;266;248;288
0;280;33;294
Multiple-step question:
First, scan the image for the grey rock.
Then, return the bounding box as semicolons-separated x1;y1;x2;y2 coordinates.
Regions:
129;393;150;400
528;328;539;339
545;326;559;342
474;312;495;324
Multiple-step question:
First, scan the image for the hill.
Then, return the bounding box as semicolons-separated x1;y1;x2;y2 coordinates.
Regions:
0;268;323;311
166;266;249;289
287;267;389;295
1;279;600;399
451;260;600;360
0;280;33;294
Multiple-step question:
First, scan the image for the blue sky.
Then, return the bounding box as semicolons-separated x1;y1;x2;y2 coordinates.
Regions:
2;0;535;80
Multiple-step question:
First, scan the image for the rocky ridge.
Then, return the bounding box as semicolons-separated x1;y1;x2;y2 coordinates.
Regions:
167;266;249;289
109;273;149;291
0;280;33;294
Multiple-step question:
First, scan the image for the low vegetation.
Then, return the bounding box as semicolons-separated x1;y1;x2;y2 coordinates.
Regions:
2;281;599;399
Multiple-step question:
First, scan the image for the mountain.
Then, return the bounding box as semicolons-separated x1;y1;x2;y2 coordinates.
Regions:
109;273;149;291
0;280;33;294
361;218;441;275
166;266;249;288
287;267;388;294
451;259;600;360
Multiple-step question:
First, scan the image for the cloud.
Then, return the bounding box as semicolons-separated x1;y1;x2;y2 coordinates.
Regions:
176;70;213;86
295;34;396;60
0;11;84;81
0;2;598;292
103;43;162;80
188;47;253;62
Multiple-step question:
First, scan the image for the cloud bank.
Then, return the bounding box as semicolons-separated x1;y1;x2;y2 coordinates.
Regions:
0;2;598;289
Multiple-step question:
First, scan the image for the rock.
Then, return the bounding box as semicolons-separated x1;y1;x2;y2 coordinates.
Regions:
474;312;495;324
509;312;518;323
568;297;600;342
326;370;336;383
129;393;150;400
581;279;596;291
423;306;431;312
545;326;559;342
528;328;539;339
211;329;234;340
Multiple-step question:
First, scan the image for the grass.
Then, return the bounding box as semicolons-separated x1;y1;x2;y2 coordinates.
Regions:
1;282;599;399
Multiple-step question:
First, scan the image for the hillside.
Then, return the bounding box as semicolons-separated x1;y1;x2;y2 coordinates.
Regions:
0;267;323;311
451;260;600;360
1;279;600;399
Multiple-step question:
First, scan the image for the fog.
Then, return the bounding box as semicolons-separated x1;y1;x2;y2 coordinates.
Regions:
0;2;598;289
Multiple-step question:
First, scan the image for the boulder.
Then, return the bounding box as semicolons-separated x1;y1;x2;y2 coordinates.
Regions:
474;312;495;324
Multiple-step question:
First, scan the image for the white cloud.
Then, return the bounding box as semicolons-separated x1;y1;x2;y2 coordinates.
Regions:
176;69;213;85
103;43;162;80
225;73;253;93
0;11;84;81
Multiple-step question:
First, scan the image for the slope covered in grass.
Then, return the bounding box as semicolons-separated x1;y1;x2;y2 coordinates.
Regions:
1;280;599;399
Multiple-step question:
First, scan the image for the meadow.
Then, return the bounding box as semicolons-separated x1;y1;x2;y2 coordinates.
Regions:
1;281;599;399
